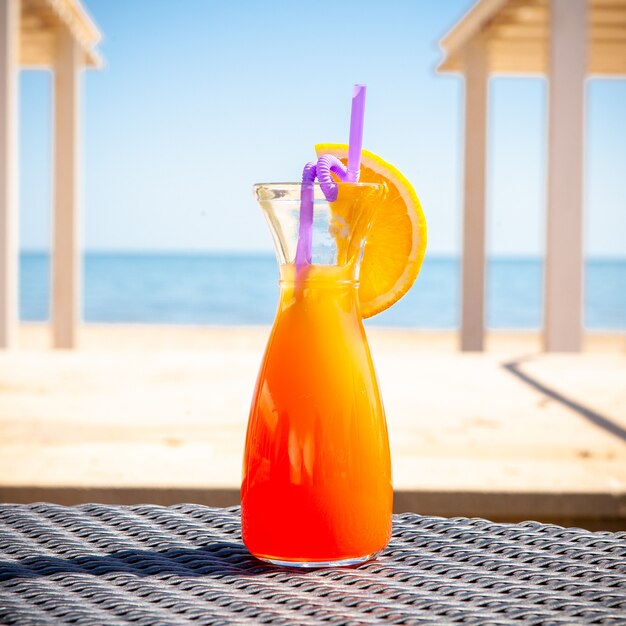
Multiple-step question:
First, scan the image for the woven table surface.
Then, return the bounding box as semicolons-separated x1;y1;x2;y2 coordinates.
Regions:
0;504;624;625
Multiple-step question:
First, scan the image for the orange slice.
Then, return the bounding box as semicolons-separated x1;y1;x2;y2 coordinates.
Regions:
315;143;427;318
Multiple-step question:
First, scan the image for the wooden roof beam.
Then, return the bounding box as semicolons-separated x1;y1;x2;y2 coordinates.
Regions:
20;0;102;68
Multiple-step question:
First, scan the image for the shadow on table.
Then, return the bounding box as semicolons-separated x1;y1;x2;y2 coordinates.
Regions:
0;542;290;581
502;357;626;443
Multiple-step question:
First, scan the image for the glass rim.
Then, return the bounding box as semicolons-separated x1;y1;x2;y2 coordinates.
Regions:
253;181;383;190
253;181;385;203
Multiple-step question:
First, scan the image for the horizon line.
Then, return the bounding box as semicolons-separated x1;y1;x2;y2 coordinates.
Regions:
18;249;626;261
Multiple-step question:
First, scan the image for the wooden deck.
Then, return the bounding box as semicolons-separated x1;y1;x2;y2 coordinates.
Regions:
1;324;625;530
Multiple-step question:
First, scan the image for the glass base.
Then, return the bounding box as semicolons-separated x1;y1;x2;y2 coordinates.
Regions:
256;550;381;569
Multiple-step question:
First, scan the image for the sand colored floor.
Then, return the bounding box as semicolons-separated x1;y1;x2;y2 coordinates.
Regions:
1;324;625;529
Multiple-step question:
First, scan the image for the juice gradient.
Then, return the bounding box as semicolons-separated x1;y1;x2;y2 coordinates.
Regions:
241;264;392;563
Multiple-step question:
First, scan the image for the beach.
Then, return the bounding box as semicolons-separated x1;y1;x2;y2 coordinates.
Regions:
14;321;626;353
2;323;625;530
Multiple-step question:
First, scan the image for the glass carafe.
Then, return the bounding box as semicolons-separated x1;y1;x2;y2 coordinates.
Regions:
241;182;392;567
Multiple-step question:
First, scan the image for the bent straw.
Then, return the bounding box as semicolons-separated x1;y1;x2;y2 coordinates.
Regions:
295;161;317;272
345;84;366;183
295;155;348;277
295;84;366;275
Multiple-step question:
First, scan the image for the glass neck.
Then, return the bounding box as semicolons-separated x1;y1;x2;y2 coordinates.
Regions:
276;263;361;315
278;262;358;285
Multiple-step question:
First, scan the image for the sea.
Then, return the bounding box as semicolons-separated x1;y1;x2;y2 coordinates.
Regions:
19;252;626;330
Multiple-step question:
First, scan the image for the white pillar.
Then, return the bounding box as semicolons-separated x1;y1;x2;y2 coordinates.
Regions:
0;0;19;349
544;0;587;352
53;28;82;349
460;36;488;352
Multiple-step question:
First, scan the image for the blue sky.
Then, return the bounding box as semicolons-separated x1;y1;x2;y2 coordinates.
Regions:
19;0;626;256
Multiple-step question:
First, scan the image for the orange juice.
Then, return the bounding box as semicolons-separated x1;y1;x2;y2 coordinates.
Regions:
241;264;392;565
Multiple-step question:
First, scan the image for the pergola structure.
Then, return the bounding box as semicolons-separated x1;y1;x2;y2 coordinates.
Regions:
438;0;626;352
0;0;102;349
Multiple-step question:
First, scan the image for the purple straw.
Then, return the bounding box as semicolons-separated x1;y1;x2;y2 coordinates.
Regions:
295;156;348;273
345;84;366;183
295;161;317;269
294;84;366;274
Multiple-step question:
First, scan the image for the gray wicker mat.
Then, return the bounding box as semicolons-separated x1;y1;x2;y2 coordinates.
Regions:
0;504;624;625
